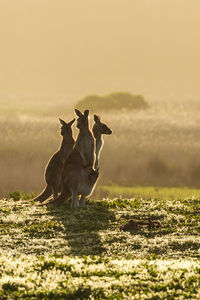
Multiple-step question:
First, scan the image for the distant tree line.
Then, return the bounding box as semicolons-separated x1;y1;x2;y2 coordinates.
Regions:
76;92;150;112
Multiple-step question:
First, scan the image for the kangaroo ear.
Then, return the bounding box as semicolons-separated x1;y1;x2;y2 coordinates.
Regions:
75;109;82;117
59;118;66;126
84;109;89;117
68;118;75;126
94;114;100;123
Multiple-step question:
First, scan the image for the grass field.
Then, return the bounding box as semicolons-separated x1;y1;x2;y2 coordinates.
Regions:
1;187;200;299
96;185;200;201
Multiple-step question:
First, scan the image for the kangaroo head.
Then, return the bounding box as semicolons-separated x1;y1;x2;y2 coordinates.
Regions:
75;109;89;129
93;114;112;137
59;118;75;136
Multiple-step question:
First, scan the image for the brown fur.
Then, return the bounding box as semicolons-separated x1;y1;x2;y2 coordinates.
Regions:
60;109;96;208
92;114;112;170
33;118;75;202
73;109;95;168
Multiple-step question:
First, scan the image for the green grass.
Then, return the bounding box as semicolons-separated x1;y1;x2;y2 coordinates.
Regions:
97;185;200;200
1;187;200;298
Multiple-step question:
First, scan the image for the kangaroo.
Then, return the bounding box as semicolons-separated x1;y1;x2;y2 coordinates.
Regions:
33;118;75;202
92;114;112;170
47;113;112;208
46;109;96;208
62;109;96;208
74;109;95;168
76;114;113;207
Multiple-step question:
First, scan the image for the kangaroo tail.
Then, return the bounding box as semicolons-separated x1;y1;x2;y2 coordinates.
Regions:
33;185;52;203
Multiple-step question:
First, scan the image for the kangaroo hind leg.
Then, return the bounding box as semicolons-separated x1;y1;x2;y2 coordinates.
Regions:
79;195;86;207
51;185;58;200
71;191;79;209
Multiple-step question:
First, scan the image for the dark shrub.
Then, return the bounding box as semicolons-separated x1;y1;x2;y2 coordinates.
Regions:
76;92;149;112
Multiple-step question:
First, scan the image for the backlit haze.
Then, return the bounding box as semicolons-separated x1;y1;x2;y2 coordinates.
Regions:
0;0;200;101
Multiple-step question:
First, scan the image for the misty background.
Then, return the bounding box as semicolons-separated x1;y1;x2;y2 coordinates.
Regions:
0;1;200;196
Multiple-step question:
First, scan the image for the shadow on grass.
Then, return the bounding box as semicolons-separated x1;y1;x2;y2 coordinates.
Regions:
119;212;175;238
46;199;116;256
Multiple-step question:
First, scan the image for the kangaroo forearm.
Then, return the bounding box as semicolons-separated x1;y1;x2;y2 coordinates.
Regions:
86;152;95;167
94;159;99;170
79;152;88;167
79;148;94;167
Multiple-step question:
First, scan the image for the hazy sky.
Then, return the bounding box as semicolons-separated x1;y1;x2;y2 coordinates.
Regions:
0;0;200;100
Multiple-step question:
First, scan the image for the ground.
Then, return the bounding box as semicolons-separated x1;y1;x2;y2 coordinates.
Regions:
1;186;200;299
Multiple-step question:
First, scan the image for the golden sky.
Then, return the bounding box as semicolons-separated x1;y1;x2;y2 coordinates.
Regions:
0;0;200;99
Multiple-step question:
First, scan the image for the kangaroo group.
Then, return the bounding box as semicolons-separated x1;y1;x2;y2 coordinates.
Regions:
34;109;112;208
